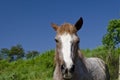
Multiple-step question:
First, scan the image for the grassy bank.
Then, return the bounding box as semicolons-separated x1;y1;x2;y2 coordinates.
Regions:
0;47;119;80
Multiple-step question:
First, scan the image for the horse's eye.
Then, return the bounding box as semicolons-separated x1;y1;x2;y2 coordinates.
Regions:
55;39;59;43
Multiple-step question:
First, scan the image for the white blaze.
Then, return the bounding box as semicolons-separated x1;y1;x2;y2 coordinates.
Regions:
60;33;73;69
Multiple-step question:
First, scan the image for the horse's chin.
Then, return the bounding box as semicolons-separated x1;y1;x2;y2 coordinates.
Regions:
63;74;72;80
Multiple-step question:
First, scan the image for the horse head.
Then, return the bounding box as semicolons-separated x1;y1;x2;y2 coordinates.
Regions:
51;17;83;79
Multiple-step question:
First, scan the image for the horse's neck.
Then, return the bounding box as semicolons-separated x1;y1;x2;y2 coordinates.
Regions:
75;55;88;73
73;51;89;78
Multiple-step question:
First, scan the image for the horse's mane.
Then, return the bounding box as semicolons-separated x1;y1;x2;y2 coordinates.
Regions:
78;50;84;60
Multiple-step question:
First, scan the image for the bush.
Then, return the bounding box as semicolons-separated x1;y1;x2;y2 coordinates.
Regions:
0;50;54;80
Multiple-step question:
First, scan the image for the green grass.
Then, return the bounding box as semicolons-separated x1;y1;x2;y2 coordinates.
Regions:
0;48;119;80
0;50;54;80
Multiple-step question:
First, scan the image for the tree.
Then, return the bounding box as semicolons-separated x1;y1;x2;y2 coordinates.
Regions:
102;19;120;50
0;53;2;60
102;19;120;79
9;44;25;61
26;51;39;59
0;48;9;60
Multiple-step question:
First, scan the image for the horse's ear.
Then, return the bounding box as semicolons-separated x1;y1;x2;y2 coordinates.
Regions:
51;23;59;31
75;17;83;31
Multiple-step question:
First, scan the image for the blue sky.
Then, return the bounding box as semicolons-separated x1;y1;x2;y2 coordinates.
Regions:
0;0;119;52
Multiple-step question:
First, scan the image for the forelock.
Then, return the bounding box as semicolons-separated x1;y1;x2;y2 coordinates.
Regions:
57;23;77;34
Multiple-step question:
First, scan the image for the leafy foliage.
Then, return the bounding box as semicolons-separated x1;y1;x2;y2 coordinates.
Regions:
9;44;25;60
102;19;120;50
0;50;54;80
0;44;25;61
0;49;119;80
102;19;120;80
26;51;39;59
0;48;9;60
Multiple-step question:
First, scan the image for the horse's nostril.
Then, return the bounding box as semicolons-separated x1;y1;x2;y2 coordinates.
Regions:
61;64;75;74
61;64;65;70
61;64;68;74
70;65;75;73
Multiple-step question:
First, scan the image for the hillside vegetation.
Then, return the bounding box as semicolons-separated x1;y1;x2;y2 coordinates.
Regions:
0;47;119;80
0;19;119;80
0;50;54;80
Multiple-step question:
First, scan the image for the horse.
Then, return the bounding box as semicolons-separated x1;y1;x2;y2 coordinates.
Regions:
51;17;110;80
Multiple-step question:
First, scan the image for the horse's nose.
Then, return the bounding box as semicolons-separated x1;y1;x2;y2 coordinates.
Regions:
61;64;75;74
61;64;66;71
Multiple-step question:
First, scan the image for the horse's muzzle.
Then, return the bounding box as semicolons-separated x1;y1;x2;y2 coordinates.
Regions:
61;64;75;79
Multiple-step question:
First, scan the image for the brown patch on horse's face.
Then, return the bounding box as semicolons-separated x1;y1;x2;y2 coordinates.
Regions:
57;23;77;35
